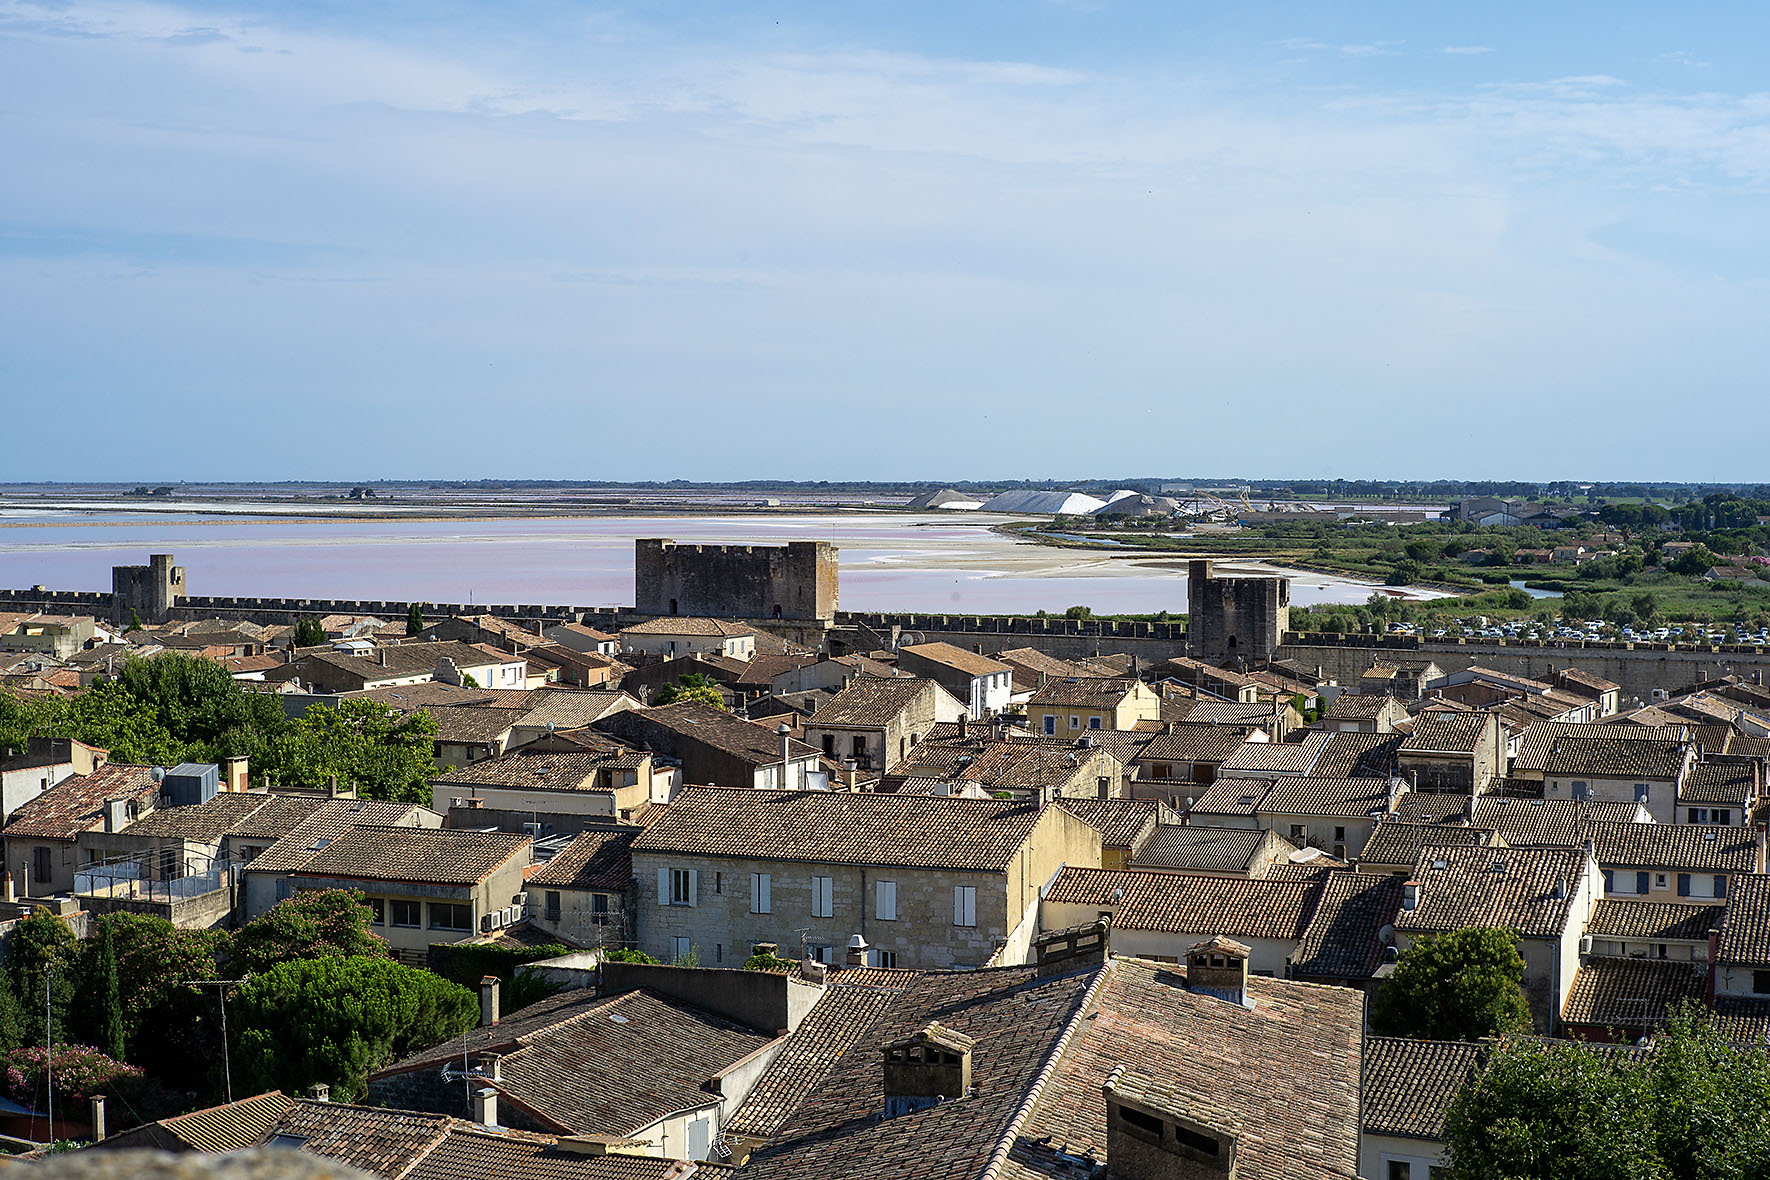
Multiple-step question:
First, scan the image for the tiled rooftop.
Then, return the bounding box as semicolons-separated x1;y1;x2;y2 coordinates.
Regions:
1;764;159;840
1131;824;1273;873
1397;845;1585;939
1718;874;1770;967
1561;956;1707;1032
1589;821;1759;873
288;825;530;886
1051;797;1161;851
527;827;640;891
807;676;938;727
1400;712;1492;754
1289;870;1404;980
1046;867;1319;939
899;641;1011;678
1587;899;1725;942
1360;1037;1483;1141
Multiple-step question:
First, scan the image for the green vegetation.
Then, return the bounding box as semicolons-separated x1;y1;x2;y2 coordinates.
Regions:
1369;928;1533;1042
1443;1004;1770;1180
293;617;327;646
227;891;390;977
599;948;659;965
654;672;726;710
233;956;478;1100
406;602;425;635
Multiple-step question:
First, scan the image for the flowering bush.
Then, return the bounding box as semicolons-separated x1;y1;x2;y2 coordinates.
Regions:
4;1045;143;1109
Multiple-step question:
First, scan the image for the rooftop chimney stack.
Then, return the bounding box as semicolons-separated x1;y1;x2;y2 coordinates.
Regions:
1402;879;1421;911
1185;937;1252;1008
778;724;793;789
472;1087;499;1128
1103;1066;1238;1179
881;1023;975;1118
845;934;870;967
480;975;501;1026
308;1084;330;1103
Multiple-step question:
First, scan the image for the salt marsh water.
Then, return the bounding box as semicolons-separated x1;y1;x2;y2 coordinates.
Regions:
0;511;1437;615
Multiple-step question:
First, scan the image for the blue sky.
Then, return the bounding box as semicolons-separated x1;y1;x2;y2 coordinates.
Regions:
3;1;1766;483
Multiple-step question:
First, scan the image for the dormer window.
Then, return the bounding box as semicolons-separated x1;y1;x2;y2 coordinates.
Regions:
881;1022;975;1118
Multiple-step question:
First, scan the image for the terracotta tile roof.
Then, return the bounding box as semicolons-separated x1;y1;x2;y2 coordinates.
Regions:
1003;958;1363;1180
222;793;335;840
270;1099;454;1178
289;825;530;886
244;799;433;873
1589;821;1758;873
1680;759;1759;805
527;827;640;890
1542;736;1690;781
1511;722;1690;776
1396;845;1585;939
1187;778;1273;817
1259;775;1395;819
350;682;506;708
1712;995;1770;1043
298;641;523;682
1026;678;1140;710
598;701;818;765
1217;732;1326;776
620;617;756;638
119;792;282;841
431;740;646;791
1561;956;1707;1031
376;989;620;1075
1360;820;1495;868
807;677;938;727
491;990;774;1136
1588;899;1725;941
898;641;1011;678
725;980;912;1141
742;966;1096;1180
1135;724;1250;764
1052;797;1161;851
1391;794;1642;848
1400;712;1492;754
1289;870;1403;980
1717;874;1770;967
1179;699;1287;727
402;1124;689;1180
630;786;1049;872
1360;1037;1483;1141
0;764;158;840
1047;867;1319;940
97;1090;294;1153
1322;694;1405;721
1312;731;1402;779
1131;825;1274;873
420;706;525;744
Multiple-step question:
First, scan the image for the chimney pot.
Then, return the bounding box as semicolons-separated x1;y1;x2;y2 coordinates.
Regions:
308;1083;330;1102
472;1086;499;1128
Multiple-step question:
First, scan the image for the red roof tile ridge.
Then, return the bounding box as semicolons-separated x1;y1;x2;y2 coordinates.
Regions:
978;959;1114;1180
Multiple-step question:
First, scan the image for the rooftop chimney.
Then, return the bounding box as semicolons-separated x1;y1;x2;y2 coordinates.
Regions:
1185;937;1251;1008
480;975;501;1026
845;934;870;967
308;1083;330;1103
1034;918;1110;977
778;724;794;790
1402;879;1421;911
882;1023;975;1118
472;1087;498;1128
86;1094;107;1142
1104;1065;1239;1179
223;755;249;793
956;714;968;739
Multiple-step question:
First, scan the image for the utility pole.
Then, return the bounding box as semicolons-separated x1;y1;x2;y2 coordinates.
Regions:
186;981;243;1102
44;970;51;1141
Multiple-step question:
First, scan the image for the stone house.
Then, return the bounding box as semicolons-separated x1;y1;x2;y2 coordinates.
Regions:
1393;843;1603;1032
430;732;660;830
241;824;530;963
1360;1036;1483;1180
1677;758;1761;826
882;726;1127;804
1027;677;1161;735
1128;723;1258;803
1051;797;1164;870
1396;712;1503;794
0;736;107;821
1;764;159;895
542;621;621;656
895;642;1013;719
1190;774;1400;860
594;701;821;790
1588;820;1761;905
524;826;640;947
267;641;527;694
802;676;966;774
619;617;757;661
629;786;1102;970
1319;694;1410;734
1536;735;1694;824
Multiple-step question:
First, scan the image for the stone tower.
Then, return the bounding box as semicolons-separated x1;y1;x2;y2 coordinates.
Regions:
1186;559;1289;666
634;539;837;622
111;553;185;625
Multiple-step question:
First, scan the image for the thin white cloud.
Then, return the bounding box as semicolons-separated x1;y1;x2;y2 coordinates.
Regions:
1659;51;1711;69
1442;45;1494;55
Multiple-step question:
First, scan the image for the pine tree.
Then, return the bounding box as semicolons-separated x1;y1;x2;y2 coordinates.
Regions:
406;603;424;636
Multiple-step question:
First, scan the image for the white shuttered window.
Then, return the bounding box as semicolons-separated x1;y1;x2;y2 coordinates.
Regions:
751;873;772;914
876;880;898;921
953;885;976;927
811;875;834;918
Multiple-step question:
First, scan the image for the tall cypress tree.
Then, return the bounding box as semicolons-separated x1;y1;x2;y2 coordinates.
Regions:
88;922;125;1062
406;602;424;636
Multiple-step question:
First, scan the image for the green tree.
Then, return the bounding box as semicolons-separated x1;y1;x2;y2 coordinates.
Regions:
126;610;143;633
259;699;438;803
97;914;227;1082
1443;1003;1770;1180
75;921;126;1062
1369;927;1533;1042
229;890;390;977
1063;605;1094;620
406;603;424;636
233;957;478;1100
653;673;726;710
5;912;81;1047
293;618;327;646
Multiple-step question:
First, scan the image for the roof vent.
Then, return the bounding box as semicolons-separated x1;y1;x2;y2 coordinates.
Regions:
1185;936;1252;1008
1104;1066;1239;1179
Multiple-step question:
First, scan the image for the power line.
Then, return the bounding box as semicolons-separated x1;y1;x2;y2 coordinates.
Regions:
185;980;243;1103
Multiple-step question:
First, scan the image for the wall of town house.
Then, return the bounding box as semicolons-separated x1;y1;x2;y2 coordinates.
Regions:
630;852;1015;970
1543;775;1678;824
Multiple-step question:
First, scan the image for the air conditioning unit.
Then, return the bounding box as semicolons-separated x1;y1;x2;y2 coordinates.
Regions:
512;891;528;908
1579;934;1593;955
480;914;494;933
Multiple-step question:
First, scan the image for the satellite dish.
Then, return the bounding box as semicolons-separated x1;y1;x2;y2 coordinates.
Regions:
150;766;166;784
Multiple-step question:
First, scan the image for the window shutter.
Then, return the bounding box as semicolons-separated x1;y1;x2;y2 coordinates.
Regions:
954;886;964;926
1602;869;1613;892
659;867;670;903
877;880;897;921
1636;871;1649;894
687;869;699;907
1677;873;1691;897
1716;875;1728;899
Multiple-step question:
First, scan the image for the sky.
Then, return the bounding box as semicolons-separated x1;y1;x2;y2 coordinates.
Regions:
3;1;1768;484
